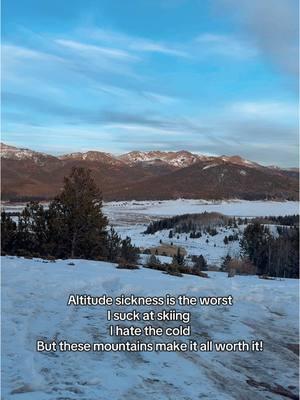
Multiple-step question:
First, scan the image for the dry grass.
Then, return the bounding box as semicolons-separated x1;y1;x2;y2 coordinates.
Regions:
148;244;187;257
227;258;256;275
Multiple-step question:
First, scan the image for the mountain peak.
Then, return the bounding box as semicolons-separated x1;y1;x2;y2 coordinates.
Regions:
59;151;124;165
1;142;298;202
0;142;55;163
119;149;205;167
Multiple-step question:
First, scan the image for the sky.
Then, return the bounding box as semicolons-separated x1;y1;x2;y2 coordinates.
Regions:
2;0;299;167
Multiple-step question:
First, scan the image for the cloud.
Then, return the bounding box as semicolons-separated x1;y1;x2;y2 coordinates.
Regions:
100;111;211;136
2;21;298;167
2;43;66;83
82;27;189;58
4;99;298;166
220;0;299;76
3;91;103;124
55;39;138;61
228;101;298;120
3;91;183;127
1;43;57;63
195;33;257;58
141;91;178;104
2;38;143;103
85;27;255;60
130;41;188;57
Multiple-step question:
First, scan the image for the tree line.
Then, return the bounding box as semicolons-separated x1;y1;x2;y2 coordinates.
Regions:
239;222;299;278
1;168;139;265
144;212;236;235
145;213;299;236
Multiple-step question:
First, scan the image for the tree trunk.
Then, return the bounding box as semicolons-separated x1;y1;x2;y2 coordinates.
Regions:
71;231;77;258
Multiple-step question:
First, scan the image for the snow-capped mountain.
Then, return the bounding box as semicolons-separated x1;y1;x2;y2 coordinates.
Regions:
219;155;259;168
119;150;206;168
59;151;124;166
0;143;267;170
1;143;298;202
0;143;56;164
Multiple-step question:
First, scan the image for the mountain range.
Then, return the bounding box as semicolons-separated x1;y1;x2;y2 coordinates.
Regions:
1;143;298;202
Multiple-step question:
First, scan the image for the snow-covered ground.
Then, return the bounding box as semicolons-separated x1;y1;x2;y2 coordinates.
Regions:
103;199;299;225
117;224;242;266
2;256;299;399
3;199;299;220
104;200;299;266
2;199;298;266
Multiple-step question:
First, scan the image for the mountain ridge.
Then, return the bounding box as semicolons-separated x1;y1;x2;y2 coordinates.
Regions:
2;142;296;170
1;142;298;202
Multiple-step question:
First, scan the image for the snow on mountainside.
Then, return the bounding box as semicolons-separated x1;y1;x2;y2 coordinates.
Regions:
0;143;56;163
1;143;298;201
220;155;259;168
119;150;206;168
59;151;124;166
2;256;299;400
0;142;295;171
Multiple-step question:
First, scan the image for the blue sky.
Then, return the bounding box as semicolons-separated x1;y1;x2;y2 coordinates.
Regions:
2;0;299;166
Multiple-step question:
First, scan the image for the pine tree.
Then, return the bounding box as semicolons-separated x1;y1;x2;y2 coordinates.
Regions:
147;254;161;269
221;254;232;271
1;212;17;255
172;248;185;266
192;254;208;271
240;223;270;275
23;202;49;256
16;206;35;255
48;167;108;259
120;236;139;264
107;226;121;262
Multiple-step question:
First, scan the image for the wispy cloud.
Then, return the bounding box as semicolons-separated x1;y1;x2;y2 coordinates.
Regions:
141;91;179;104
130;41;188;57
228;101;298;120
55;39;139;61
2;12;298;167
85;27;256;60
2;43;62;62
195;33;257;58
82;27;189;58
220;0;299;77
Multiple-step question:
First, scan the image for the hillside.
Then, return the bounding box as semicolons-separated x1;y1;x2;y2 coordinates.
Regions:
1;143;298;201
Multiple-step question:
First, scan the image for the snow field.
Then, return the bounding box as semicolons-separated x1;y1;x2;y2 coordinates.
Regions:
2;256;299;400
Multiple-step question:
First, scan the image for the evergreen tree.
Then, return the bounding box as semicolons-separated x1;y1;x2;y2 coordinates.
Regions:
120;236;139;264
221;254;232;271
48;167;108;259
240;223;270;275
1;212;17;254
172;248;185;266
16;206;35;255
23;202;49;256
147;254;161;269
107;226;121;262
192;254;208;271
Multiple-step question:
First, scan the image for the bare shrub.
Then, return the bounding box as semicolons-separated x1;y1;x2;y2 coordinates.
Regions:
227;258;256;275
117;258;140;270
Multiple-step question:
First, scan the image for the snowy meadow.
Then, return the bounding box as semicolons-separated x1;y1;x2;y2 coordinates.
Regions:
104;199;299;266
1;199;299;399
